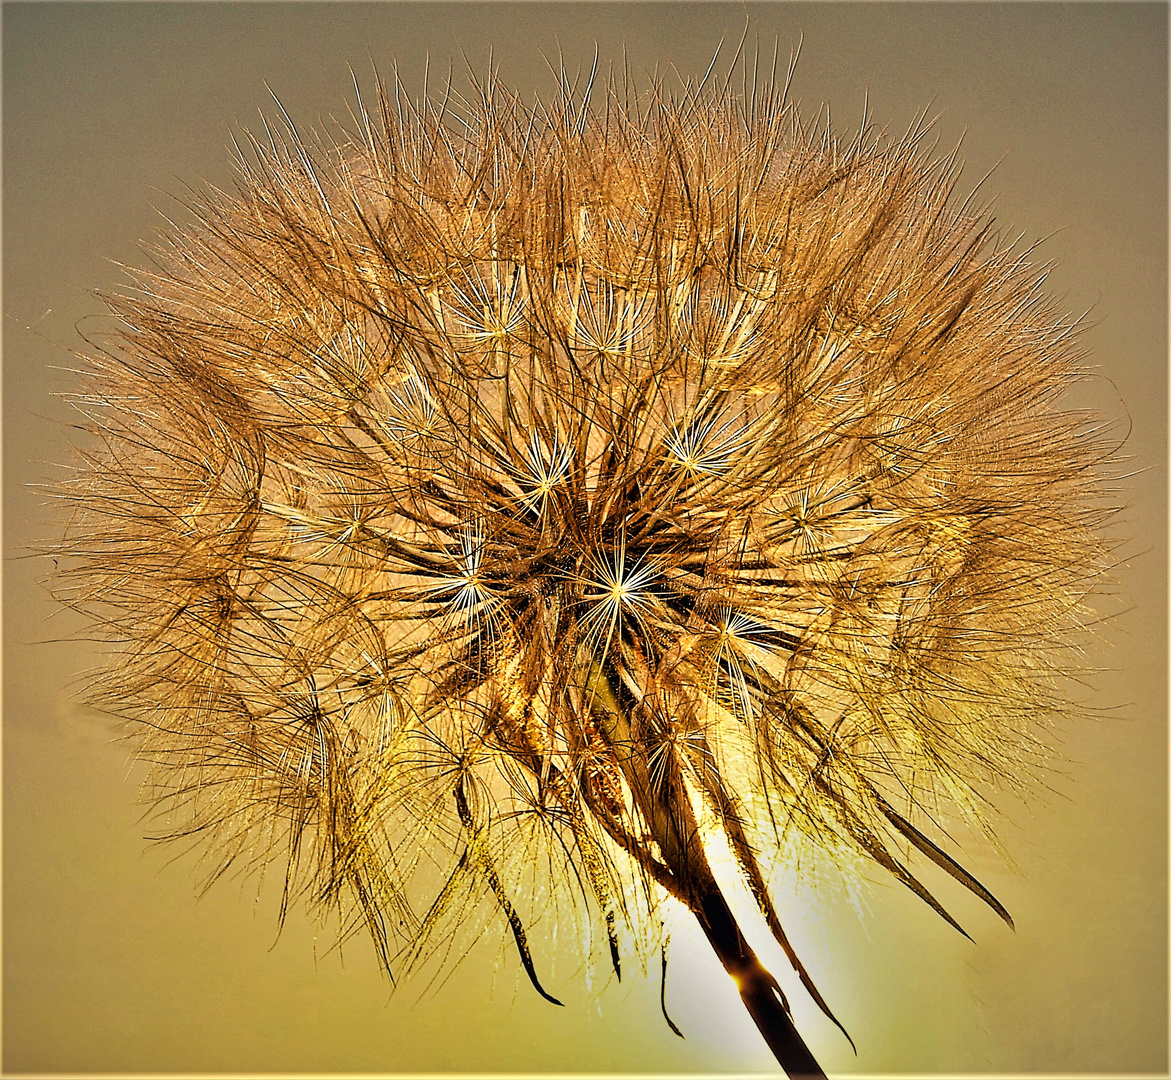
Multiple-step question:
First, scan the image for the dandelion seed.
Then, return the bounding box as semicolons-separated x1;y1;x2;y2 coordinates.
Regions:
425;521;502;638
516;432;572;518
446;262;528;343
664;411;748;479
50;39;1117;1080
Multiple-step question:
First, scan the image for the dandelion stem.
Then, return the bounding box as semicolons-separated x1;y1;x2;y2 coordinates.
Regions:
690;877;826;1079
586;660;826;1078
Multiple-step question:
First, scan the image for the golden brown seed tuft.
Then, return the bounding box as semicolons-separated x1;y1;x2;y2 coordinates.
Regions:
51;54;1116;1071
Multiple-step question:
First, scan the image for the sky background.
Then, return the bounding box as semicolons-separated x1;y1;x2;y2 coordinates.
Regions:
4;2;1167;1075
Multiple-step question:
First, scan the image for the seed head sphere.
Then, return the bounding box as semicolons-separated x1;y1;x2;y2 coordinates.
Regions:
56;54;1113;1074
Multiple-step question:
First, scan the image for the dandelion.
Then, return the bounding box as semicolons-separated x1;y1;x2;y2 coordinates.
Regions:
52;39;1115;1079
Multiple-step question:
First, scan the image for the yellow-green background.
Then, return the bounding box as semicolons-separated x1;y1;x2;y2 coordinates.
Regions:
4;3;1166;1074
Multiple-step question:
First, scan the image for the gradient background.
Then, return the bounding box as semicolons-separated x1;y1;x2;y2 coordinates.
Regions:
4;3;1167;1075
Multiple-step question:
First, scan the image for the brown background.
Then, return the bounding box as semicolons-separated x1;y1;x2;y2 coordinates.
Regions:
4;3;1166;1074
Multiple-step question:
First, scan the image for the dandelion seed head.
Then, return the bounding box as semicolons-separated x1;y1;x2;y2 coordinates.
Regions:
50;46;1117;1063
